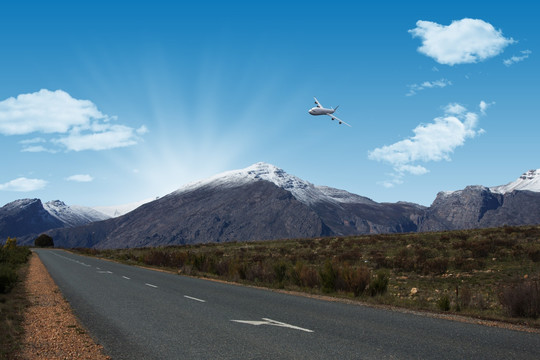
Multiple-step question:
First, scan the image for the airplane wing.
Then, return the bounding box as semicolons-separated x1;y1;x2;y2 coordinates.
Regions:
313;97;323;108
326;113;352;127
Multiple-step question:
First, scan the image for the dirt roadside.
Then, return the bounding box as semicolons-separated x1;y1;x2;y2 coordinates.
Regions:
13;253;110;359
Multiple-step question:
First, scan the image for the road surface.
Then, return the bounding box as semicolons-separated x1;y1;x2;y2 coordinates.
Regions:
34;249;540;359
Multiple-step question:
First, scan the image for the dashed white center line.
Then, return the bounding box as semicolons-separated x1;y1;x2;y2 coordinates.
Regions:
145;283;158;288
184;295;206;303
122;276;131;280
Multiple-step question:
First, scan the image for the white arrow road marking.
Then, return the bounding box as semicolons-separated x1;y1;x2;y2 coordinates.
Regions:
231;318;314;333
145;283;158;288
184;295;206;303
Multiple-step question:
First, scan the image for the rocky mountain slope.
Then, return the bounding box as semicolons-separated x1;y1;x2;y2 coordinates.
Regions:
417;169;540;231
36;163;424;248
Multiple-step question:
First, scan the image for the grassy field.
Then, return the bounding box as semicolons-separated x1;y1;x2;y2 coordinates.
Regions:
75;225;540;327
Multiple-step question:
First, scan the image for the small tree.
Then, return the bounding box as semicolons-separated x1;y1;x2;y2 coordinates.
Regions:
3;237;17;250
34;234;54;248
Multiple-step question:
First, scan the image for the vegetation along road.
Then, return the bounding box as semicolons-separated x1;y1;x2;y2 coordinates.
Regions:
35;249;540;359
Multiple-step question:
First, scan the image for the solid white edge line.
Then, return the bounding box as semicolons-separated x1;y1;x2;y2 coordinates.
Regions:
184;295;206;303
145;283;158;288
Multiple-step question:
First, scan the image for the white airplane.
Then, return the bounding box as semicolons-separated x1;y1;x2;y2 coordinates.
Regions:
308;97;351;127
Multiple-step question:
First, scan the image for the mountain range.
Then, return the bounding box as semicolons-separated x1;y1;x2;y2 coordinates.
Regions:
0;199;109;241
3;163;540;248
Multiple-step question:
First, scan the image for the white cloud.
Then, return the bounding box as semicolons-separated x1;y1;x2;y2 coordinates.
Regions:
479;100;495;115
0;89;146;152
0;89;103;135
406;78;451;96
444;103;467;115
54;124;145;151
21;145;57;153
368;101;488;185
503;50;531;66
18;137;57;153
66;174;94;182
0;177;47;192
409;18;514;65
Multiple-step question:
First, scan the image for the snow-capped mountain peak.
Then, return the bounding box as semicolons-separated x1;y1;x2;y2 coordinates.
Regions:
43;200;110;227
174;162;373;205
490;169;540;194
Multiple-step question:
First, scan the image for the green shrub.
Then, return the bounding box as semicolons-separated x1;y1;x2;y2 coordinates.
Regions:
0;247;31;266
369;270;389;296
273;261;289;285
319;260;337;293
437;295;451;311
3;237;16;250
34;234;54;247
0;264;18;294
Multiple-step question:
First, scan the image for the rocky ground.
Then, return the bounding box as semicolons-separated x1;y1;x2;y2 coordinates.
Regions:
13;253;110;359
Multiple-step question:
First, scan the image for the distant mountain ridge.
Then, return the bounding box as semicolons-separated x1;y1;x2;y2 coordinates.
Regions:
3;163;540;248
0;199;109;241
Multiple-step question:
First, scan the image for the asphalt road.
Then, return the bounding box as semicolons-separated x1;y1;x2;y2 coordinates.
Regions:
34;249;540;359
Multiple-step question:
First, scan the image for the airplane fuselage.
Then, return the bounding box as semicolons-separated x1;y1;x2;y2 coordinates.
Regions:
308;107;335;116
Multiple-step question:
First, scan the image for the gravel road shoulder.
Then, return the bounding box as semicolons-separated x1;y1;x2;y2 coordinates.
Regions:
13;252;110;359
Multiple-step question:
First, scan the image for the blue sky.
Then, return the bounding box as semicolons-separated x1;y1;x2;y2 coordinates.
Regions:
0;1;538;207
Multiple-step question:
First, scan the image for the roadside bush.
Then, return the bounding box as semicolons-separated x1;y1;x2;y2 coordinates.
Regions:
339;265;371;296
273;261;289;285
298;264;319;288
0;247;31;266
437;295;451;311
0;246;30;294
34;234;54;247
498;278;540;318
290;261;304;287
143;249;169;267
244;261;273;283
3;237;16;250
319;260;337;293
0;264;17;294
369;270;389;296
215;258;231;277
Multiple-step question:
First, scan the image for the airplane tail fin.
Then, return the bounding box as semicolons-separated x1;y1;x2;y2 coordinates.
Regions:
334;105;339;111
